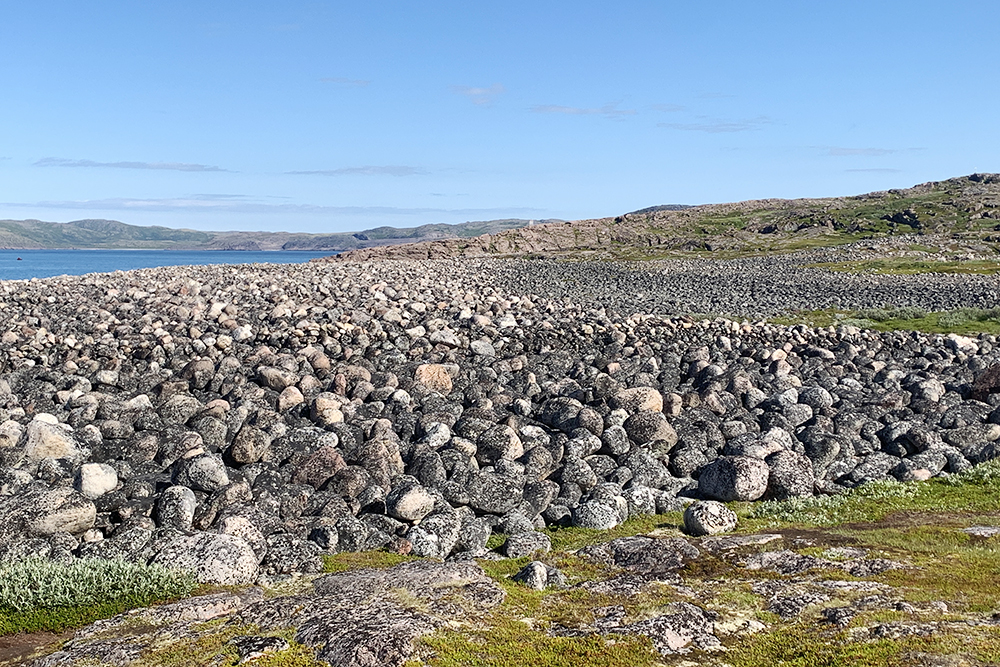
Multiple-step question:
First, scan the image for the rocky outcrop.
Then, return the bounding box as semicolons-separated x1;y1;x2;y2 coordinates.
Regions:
33;560;505;667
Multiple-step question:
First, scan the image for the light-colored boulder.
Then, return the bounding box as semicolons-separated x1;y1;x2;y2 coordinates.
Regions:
152;533;259;585
74;463;119;499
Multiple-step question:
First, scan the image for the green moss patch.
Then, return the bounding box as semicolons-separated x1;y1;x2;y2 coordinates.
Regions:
321;550;423;574
131;624;325;667
416;620;659;667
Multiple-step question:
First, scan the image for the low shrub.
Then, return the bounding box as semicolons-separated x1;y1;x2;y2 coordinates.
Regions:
0;558;195;635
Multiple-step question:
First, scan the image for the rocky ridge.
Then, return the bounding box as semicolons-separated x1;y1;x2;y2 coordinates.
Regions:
325;174;1000;262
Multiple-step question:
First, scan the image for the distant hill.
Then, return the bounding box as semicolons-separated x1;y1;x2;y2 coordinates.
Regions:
327;173;1000;261
626;204;695;215
0;217;559;251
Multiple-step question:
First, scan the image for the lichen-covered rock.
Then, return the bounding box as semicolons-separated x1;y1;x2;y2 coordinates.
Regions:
579;536;700;576
385;481;436;523
0;485;96;538
74;462;119;499
684;500;737;536
500;531;551;558
152;533;259;585
698;456;770;502
511;560;566;590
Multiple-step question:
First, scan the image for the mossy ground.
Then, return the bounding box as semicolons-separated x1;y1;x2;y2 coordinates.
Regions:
320;550;422;573
408;461;1000;667
127;623;325;667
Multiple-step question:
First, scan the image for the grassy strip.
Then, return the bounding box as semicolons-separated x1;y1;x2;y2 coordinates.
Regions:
809;258;1000;275
771;306;1000;334
0;558;195;636
742;459;1000;528
321;550;422;574
416;621;658;667
726;621;1000;667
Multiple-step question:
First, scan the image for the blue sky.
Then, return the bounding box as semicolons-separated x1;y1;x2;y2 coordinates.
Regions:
1;1;997;233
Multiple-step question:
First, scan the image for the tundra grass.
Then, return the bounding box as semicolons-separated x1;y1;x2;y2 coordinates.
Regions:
724;622;1000;667
809;258;1000;275
771;306;1000;334
741;459;1000;530
0;558;195;636
131;623;325;667
320;550;422;574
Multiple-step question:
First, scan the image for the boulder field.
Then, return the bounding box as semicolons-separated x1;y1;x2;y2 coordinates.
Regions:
2;253;1000;585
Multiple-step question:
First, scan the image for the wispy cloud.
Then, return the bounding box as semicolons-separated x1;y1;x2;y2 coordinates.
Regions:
846;168;903;173
826;147;901;157
35;157;229;172
531;102;636;120
0;196;542;218
451;83;505;106
658;116;770;133
651;103;685;113
286;165;426;177
320;77;370;87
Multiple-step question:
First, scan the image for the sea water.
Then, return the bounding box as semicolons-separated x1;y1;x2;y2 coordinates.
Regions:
0;249;333;281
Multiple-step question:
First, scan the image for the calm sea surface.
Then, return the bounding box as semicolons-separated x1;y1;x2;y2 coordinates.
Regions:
0;249;333;281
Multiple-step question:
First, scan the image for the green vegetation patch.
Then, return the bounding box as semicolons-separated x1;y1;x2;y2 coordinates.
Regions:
0;558;195;635
741;461;1000;612
725;621;1000;667
744;460;1000;529
772;306;1000;334
131;623;325;667
810;258;1000;275
321;550;423;574
416;620;659;667
542;512;683;551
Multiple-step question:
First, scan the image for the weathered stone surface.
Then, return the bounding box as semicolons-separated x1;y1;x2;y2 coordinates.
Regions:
684;500;737;536
152;533;260;585
698;456;770;502
500;531;551;558
579;536;700;576
511;561;566;590
0;485;96;538
74;462;119;499
414;364;453;393
385;482;436;522
23;416;83;467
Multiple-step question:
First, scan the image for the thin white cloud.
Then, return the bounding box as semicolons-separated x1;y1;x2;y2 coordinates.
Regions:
451;83;505;106
35;157;229;172
286;165;426;177
651;103;685;113
320;77;370;87
531;103;636;120
0;196;543;218
827;147;900;157
658;116;770;133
